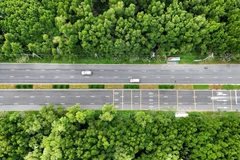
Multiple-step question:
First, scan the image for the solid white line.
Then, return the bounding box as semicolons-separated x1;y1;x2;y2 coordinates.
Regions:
14;96;19;98
76;96;80;98
235;90;237;104
61;96;65;98
30;96;35;98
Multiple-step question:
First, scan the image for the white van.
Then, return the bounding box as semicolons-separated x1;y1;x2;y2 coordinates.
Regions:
130;79;140;83
81;70;92;76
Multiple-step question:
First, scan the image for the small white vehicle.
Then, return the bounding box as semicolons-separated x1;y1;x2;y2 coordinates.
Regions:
130;79;140;83
81;70;92;76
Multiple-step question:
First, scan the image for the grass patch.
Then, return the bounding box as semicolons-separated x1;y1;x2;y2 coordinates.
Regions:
33;84;52;89
0;84;16;89
209;84;222;90
124;84;140;89
69;84;89;89
15;84;33;89
222;84;240;90
139;84;158;89
89;84;105;89
158;85;174;89
104;84;124;89
193;85;209;90
174;85;193;90
52;84;69;89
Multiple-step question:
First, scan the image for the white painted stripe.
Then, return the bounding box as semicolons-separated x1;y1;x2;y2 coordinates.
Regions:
75;103;80;105
106;96;110;97
91;96;95;97
30;96;35;98
14;96;19;98
100;70;104;71
14;103;18;105
143;70;146;72
9;76;14;78
128;76;132;78
164;96;168;98
134;96;139;98
0;96;3;98
25;76;29;78
114;70;118;72
178;96;182;98
76;96;80;98
60;103;65;105
71;70;75;71
40;76;44;78
142;76;147;78
185;77;189;78
61;96;65;98
41;69;45;71
56;70;60;71
199;77;204;78
171;77;175;78
0;103;2;105
99;76;103;78
45;96;50;98
114;76;118;78
70;76;74;78
171;70;175;72
134;103;139;104
55;76;59;78
164;103;168;105
91;103;95;104
214;77;218;78
29;103;34;105
45;103;49;105
228;77;232;78
26;69;30;71
10;69;15;71
235;90;237;104
178;103;182;104
208;103;212;104
157;76;161;78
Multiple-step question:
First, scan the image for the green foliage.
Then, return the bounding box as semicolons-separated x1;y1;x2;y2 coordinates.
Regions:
193;85;209;89
52;84;69;89
15;84;33;89
88;84;105;89
222;84;240;90
1;0;239;63
124;84;140;89
158;85;174;89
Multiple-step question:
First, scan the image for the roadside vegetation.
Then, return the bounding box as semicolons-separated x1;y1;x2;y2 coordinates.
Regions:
0;0;239;64
1;105;240;159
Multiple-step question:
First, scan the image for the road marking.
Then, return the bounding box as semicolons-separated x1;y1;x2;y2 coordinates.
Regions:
227;70;231;72
128;76;132;78
45;96;50;98
235;90;238;105
0;96;3;98
158;90;160;110
217;100;228;102
0;103;2;105
213;70;217;72
149;92;153;95
14;96;19;98
84;76;89;78
30;96;35;98
70;76;74;78
29;103;34;105
14;103;18;105
91;96;95;98
45;103;49;105
131;90;133;110
149;99;153;102
40;76;44;78
171;70;175;72
194;90;196;111
208;103;212;104
41;69;45;71
76;96;80;98
71;70;75;71
91;103;95;105
134;96;139;98
76;103;80;105
61;96;65;98
114;99;119;101
212;90;214;111
122;90;124;110
178;103;182;105
228;77;232;79
105;96;110;98
185;70;189;72
142;76;147;78
149;96;153;98
60;103;65;105
114;76;118;78
99;76;103;78
164;103;168;105
164;96;168;98
142;70;146;72
214;77;218;78
114;70;118;72
25;76;29;78
10;69;15;71
171;77;175;78
55;76;59;78
199;70;203;72
199;77;204;78
100;70;104;71
157;76;161;78
157;70;160;72
9;76;14;78
185;77;189;79
149;102;154;105
26;69;30;71
178;96;182;98
56;70;60;71
114;92;119;95
134;103;139;104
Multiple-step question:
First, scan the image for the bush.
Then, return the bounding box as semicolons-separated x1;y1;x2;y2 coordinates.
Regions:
89;84;105;89
104;84;124;89
139;84;158;89
174;85;193;90
0;84;15;89
69;84;89;89
52;84;69;89
15;84;33;89
158;85;174;89
124;85;139;89
193;85;209;89
33;84;52;89
209;84;222;90
222;84;240;90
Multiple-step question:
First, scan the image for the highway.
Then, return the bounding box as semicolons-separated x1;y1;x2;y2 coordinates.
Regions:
0;63;239;84
0;89;239;111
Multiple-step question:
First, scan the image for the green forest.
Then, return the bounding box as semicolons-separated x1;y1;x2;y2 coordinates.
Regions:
1;104;240;160
0;0;240;63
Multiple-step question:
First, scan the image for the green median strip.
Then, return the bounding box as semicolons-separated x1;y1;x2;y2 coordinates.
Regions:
15;84;33;89
193;85;209;90
158;85;174;89
124;84;139;89
52;84;69;89
89;84;105;89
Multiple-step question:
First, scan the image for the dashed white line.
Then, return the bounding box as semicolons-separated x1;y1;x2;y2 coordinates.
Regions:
164;103;168;105
40;76;45;78
149;99;153;102
100;70;104;71
30;96;35;98
70;76;74;78
0;96;3;98
26;69;30;71
91;103;95;105
114;70;118;72
56;70;60;71
9;76;14;78
105;96;110;97
185;70;189;72
76;96;80;98
61;96;65;98
45;96;50;98
14;96;19;98
45;103;49;105
114;99;119;101
134;103;139;104
128;76;132;78
55;76;59;78
178;103;183;105
71;70;75;71
185;77;189;78
75;103;80;105
208;103;212;104
60;103;65;105
228;77;232;79
227;70;231;72
171;77;175;78
214;77;218;78
99;76;103;78
142;76;147;78
157;76;161;78
199;77;204;78
134;96;139;98
25;76;29;78
142;70;146;72
164;96;168;98
41;69;45;71
128;70;132;72
114;76;118;78
91;96;95;98
178;96;182;98
171;70;175;72
10;69;15;71
14;103;18;105
29;103;34;105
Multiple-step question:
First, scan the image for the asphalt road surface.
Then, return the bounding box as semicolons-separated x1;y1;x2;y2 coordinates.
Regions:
0;63;239;84
0;90;239;111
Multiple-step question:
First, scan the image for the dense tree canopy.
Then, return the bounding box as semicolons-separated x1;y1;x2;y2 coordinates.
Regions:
1;105;240;159
0;0;240;62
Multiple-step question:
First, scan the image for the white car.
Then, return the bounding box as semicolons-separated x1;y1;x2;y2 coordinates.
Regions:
130;79;140;83
81;70;92;76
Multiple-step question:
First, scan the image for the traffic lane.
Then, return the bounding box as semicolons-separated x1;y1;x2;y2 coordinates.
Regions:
195;91;213;111
232;90;240;111
212;90;232;111
160;90;177;111
132;90;140;110
178;90;194;111
141;90;158;110
123;90;131;110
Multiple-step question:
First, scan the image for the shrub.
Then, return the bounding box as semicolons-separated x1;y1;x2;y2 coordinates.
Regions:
158;85;174;89
15;84;33;89
139;84;158;89
33;84;52;89
89;84;105;89
209;84;222;90
104;84;124;89
124;85;139;89
193;85;209;89
52;84;69;89
69;84;89;89
0;84;15;89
